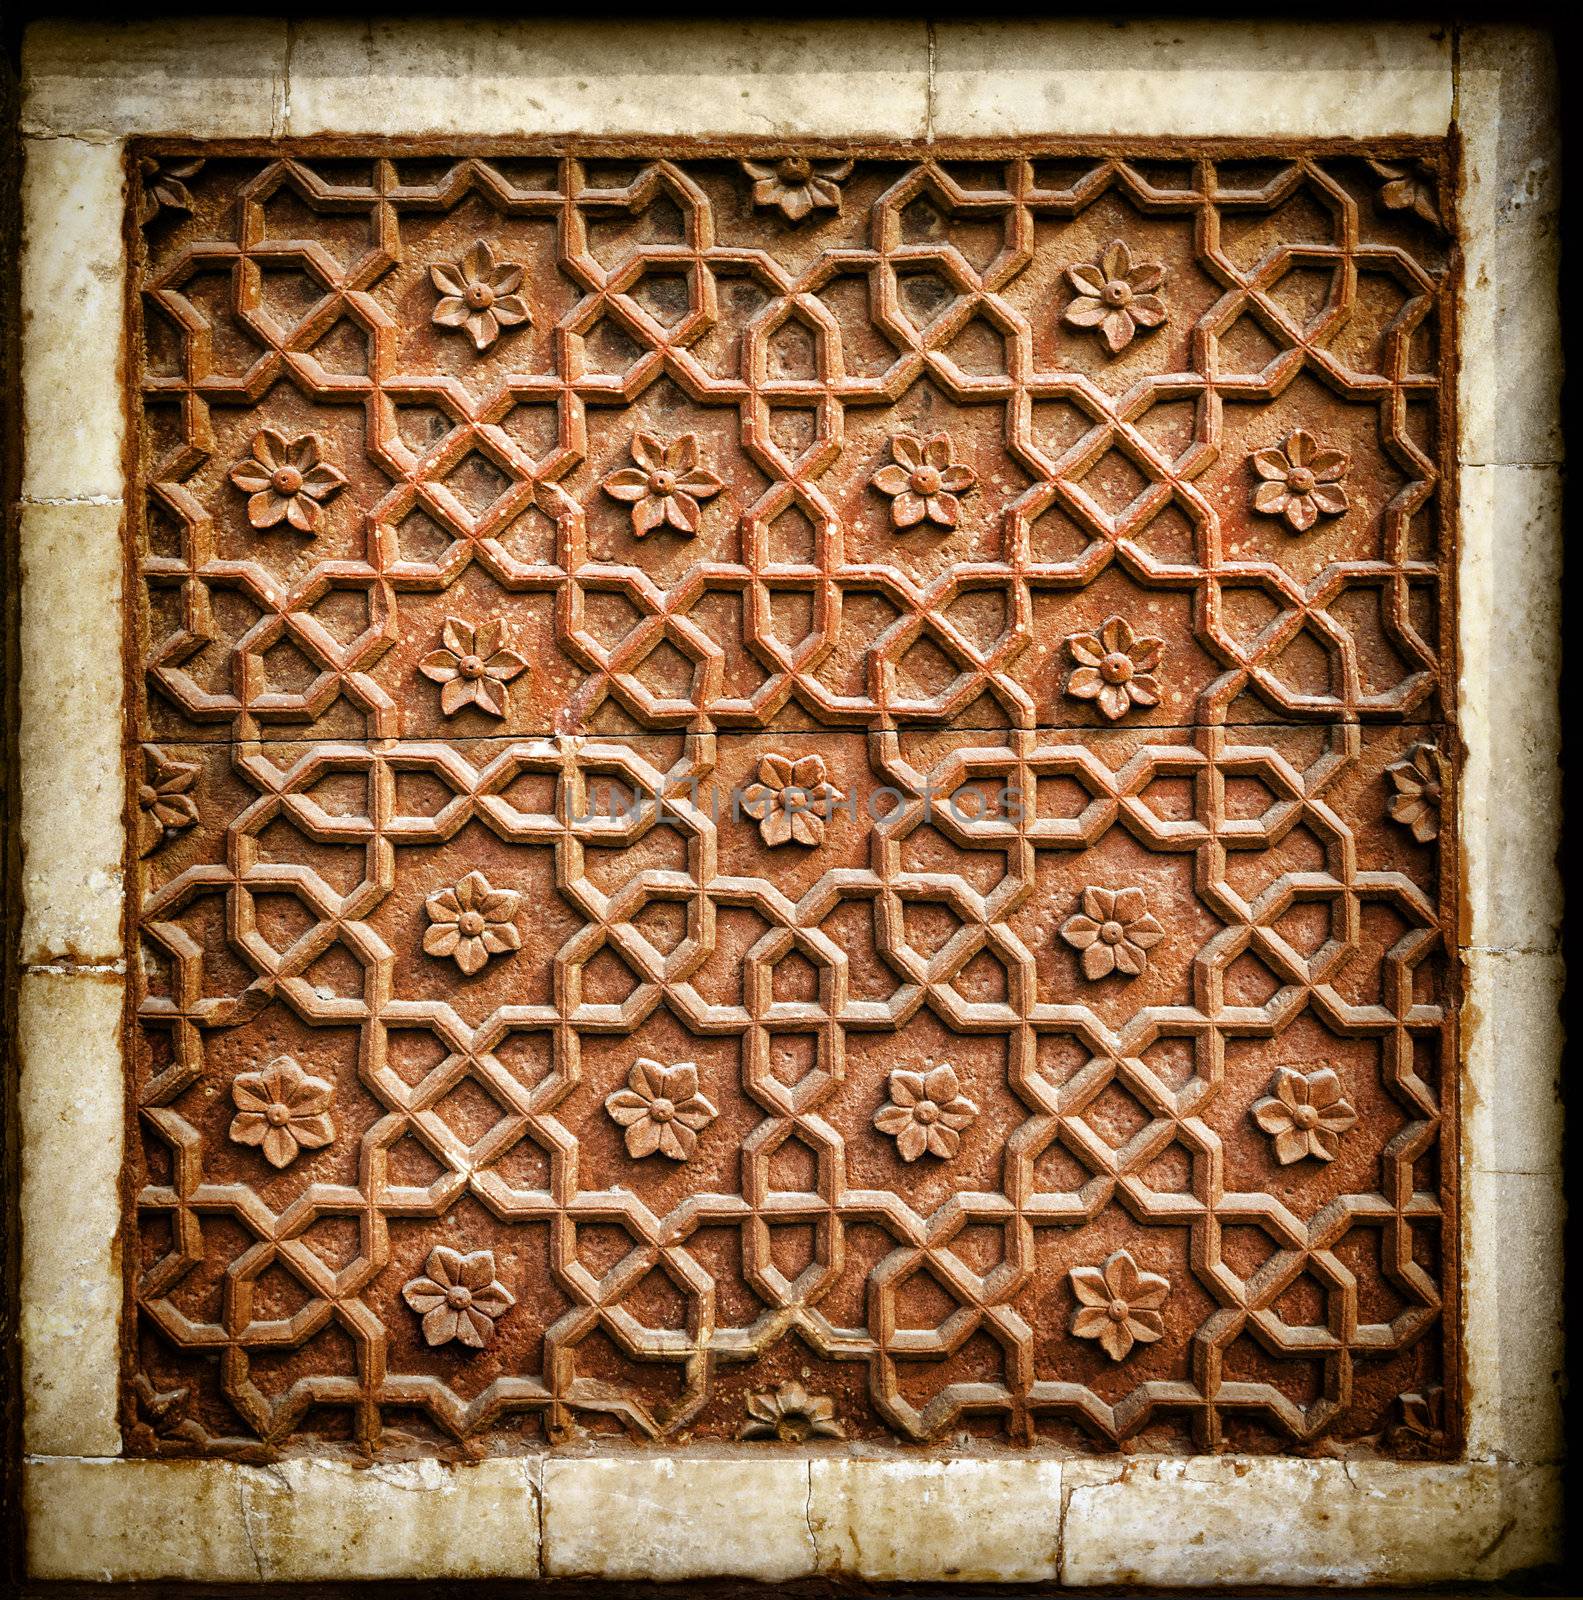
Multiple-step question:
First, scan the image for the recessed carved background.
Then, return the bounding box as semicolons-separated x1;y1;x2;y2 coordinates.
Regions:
126;143;1458;1459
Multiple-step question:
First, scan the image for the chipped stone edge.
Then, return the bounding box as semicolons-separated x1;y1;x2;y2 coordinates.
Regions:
13;17;1562;1588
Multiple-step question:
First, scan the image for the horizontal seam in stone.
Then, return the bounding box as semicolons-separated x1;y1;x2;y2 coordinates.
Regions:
17;495;125;508
111;720;1461;751
22;1448;1534;1464
23;1452;125;1465
18;125;122;146
22;960;126;976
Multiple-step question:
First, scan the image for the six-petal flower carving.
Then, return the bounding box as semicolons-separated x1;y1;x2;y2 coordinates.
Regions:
1064;616;1164;721
419;616;529;718
602;431;724;536
1064;240;1168;354
740;156;853;221
228;429;347;534
605;1058;719;1161
1060;886;1165;980
422;870;522;976
228;1054;335;1169
871;430;978;530
873;1064;978;1162
137;745;200;857
740;753;846;848
430;240;531;352
402;1245;515;1349
1252;1066;1358;1165
1250;429;1350;533
1069;1249;1170;1362
1385;741;1445;844
740;1380;845;1441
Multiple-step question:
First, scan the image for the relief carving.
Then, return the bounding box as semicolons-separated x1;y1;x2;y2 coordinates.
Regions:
1386;741;1446;843
1060;887;1166;980
1387;1386;1448;1455
1251;1066;1359;1165
740;752;845;847
871;430;979;531
136;745;199;856
132;1373;201;1445
136;155;203;226
1069;1250;1170;1362
430;240;531;352
127;143;1457;1458
1250;429;1351;534
422;870;523;975
227;1055;336;1169
1368;158;1444;230
873;1064;979;1161
740;156;853;221
601;431;725;536
605;1058;720;1161
1063;240;1168;353
1064;616;1164;721
228;429;346;535
420;617;530;718
402;1247;516;1349
740;1382;845;1441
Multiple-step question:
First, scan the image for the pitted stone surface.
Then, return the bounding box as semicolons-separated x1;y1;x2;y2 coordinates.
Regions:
125;144;1458;1459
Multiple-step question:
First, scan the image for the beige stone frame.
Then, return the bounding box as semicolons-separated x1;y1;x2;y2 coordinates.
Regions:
14;20;1562;1586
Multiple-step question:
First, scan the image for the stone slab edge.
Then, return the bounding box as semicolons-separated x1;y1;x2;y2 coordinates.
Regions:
22;1454;1562;1585
14;16;1562;1588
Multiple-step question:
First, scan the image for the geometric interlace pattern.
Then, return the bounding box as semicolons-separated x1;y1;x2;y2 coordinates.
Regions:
127;144;1457;1458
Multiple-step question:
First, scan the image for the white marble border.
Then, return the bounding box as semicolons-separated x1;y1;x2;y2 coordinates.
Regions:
14;18;1562;1587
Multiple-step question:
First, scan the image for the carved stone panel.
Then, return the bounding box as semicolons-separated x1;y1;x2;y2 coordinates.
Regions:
126;144;1458;1460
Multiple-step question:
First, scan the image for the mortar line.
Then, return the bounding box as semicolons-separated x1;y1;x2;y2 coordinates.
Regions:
127;717;1461;752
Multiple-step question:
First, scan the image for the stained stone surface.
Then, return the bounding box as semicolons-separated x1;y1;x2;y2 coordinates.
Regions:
125;144;1458;1460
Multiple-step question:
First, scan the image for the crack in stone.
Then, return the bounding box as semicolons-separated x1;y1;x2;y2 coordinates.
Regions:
278;20;293;138
118;717;1463;752
802;1461;818;1570
237;1478;266;1582
925;21;936;142
526;1461;545;1575
1477;1516;1518;1565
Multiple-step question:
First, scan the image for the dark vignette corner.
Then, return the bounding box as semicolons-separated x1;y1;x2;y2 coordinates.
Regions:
1;4;1578;1598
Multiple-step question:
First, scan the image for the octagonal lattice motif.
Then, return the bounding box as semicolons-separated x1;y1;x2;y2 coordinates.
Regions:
125;142;1458;1459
